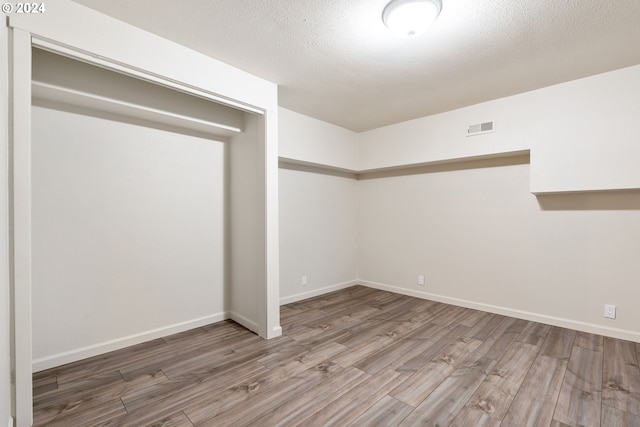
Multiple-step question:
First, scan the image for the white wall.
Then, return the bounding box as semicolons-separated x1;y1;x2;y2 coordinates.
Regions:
359;64;640;194
528;64;640;193
355;64;640;342
229;113;263;331
279;108;358;170
357;96;531;171
279;167;358;303
358;158;640;341
278;108;359;303
31;105;228;370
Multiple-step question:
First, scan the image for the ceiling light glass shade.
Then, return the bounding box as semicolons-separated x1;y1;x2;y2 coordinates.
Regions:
382;0;442;38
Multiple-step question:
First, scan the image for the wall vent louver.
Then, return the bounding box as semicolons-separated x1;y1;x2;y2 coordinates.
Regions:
466;121;495;137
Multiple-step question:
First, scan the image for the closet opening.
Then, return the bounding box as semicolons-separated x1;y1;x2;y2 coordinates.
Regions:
29;48;266;371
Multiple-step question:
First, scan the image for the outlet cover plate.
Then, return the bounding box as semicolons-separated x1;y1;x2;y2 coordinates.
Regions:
604;304;616;319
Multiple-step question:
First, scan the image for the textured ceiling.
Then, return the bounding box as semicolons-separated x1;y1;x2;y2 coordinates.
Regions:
71;0;640;132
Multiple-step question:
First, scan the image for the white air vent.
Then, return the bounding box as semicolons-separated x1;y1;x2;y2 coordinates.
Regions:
466;121;495;137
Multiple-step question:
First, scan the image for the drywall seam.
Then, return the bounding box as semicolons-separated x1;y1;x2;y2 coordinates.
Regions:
32;312;228;372
359;280;640;344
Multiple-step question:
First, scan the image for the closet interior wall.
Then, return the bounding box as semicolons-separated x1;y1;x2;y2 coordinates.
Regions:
30;48;261;371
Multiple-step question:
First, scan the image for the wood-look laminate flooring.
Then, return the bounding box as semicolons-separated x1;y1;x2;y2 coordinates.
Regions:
33;286;640;426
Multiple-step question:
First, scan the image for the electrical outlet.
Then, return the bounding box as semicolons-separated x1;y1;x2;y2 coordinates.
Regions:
604;304;616;319
418;275;425;286
301;275;307;286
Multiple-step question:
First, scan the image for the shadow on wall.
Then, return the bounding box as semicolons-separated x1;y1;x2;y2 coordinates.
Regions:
537;190;640;211
358;153;531;180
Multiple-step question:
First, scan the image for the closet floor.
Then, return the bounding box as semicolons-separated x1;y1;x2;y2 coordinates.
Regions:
33;285;640;426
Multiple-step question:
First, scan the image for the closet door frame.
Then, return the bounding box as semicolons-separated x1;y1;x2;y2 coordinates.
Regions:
9;11;281;426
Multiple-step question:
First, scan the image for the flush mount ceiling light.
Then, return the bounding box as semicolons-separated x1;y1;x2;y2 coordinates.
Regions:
382;0;442;38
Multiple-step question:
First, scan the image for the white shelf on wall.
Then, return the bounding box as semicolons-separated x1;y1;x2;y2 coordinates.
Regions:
32;80;242;138
279;149;531;179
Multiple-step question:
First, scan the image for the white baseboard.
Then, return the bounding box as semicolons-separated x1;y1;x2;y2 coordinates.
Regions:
7;417;13;427
280;280;359;305
271;325;283;338
359;280;640;344
229;311;259;334
32;312;228;372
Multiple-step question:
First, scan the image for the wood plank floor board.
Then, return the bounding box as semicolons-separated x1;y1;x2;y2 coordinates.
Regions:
121;360;269;414
50;338;169;388
500;354;568;427
32;375;58;396
96;364;271;426
256;341;323;369
250;366;369;426
296;301;380;328
466;341;539;420
118;328;262;381
33;370;125;410
395;306;445;325
397;355;498;426
159;334;295;379
182;342;348;425
601;404;640;427
51;320;242;387
401;318;455;341
32;286;640;427
126;410;195;427
283;286;374;312
428;304;468;326
36;371;167;419
463;312;506;341
348;395;414;427
291;310;382;345
192;362;346;426
517;321;552;347
553;345;603;427
455;307;493;327
334;316;421;349
162;320;245;345
602;337;640;416
300;304;381;330
34;397;127;427
541;326;577;361
395;324;470;374
471;317;526;361
185;340;344;406
331;320;426;367
298;369;408;426
575;331;604;352
319;292;403;319
353;323;445;375
414;299;456;319
385;301;441;323
390;337;482;407
280;308;327;328
286;320;367;348
450;407;502;427
367;297;433;322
